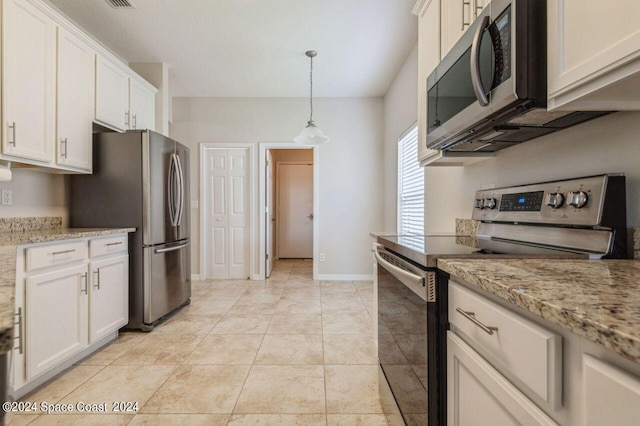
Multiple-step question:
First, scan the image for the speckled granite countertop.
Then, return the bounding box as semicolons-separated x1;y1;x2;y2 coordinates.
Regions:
438;258;640;363
0;221;135;354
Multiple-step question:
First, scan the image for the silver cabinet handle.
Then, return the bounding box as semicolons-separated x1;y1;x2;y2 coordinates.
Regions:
81;272;88;294
14;307;23;354
462;0;471;30
106;242;123;246
154;242;189;254
132;114;137;129
125;111;130;127
470;15;491;106
8;122;16;146
52;249;76;256
93;269;100;289
61;138;68;158
456;307;498;335
475;0;484;16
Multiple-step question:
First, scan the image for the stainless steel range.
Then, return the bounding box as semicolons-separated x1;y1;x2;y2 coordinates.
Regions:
374;174;629;425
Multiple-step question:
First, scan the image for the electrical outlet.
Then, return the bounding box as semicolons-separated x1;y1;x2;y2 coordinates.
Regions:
319;253;325;262
1;189;12;206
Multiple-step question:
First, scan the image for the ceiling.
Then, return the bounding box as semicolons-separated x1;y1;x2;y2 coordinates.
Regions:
47;0;418;98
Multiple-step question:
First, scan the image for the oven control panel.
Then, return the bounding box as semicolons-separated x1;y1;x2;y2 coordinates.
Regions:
471;174;625;227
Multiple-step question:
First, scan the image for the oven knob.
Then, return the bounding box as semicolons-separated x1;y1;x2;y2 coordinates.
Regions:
475;199;484;209
483;198;497;209
545;192;565;209
567;191;589;208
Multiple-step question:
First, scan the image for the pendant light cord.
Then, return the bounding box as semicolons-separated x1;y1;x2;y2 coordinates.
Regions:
309;55;314;123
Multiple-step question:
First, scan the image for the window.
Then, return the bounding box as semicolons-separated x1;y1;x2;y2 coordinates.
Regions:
397;124;424;235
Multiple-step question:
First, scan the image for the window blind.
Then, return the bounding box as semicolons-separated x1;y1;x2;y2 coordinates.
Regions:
397;125;424;235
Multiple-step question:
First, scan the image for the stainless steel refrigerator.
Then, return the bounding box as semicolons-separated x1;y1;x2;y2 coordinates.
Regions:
70;130;191;330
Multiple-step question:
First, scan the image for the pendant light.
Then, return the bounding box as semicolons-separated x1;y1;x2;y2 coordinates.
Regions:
294;50;329;145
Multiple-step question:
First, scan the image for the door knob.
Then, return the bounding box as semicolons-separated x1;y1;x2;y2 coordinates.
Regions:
216;218;222;222
307;213;314;220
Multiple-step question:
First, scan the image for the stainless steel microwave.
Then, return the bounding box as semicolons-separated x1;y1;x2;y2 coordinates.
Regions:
426;0;609;153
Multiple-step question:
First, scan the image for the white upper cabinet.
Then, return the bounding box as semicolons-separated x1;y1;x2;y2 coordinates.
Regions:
416;0;442;164
129;77;156;131
2;0;55;164
57;27;94;172
95;54;130;132
548;0;640;110
440;0;489;59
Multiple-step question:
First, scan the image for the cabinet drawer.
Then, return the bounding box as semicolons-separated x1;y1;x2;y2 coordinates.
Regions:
25;241;87;272
90;235;128;258
449;281;562;409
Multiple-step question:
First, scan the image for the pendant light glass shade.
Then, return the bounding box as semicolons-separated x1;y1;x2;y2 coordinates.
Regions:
293;120;329;145
295;50;329;145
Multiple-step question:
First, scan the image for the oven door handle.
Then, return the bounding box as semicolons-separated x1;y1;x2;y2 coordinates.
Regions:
373;245;425;288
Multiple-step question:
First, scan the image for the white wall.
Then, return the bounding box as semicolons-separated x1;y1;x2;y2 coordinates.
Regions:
171;97;384;278
0;170;67;224
383;43;418;232
428;111;640;228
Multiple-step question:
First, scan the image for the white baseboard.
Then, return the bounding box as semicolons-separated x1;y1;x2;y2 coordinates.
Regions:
316;274;374;281
191;274;201;281
252;274;262;280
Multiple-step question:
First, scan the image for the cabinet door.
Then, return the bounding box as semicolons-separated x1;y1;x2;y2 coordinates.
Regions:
57;27;94;171
95;54;129;132
440;0;467;59
417;0;442;164
2;0;55;164
26;264;88;380
447;332;557;426
129;78;156;131
583;354;640;426
89;255;128;343
547;0;640;110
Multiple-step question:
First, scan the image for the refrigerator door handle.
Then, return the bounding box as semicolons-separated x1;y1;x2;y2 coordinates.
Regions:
168;154;178;227
154;241;190;254
175;153;185;226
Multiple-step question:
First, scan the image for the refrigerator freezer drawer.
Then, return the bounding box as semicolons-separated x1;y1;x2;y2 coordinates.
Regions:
143;240;191;324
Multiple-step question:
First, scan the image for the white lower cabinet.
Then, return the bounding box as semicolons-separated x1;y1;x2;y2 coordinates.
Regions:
89;254;128;343
448;278;640;425
447;332;557;426
11;235;129;399
25;264;88;380
583;354;640;426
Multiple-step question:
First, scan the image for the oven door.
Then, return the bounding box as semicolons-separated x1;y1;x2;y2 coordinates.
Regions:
375;246;429;425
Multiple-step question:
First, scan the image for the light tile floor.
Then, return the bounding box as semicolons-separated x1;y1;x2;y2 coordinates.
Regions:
7;260;403;426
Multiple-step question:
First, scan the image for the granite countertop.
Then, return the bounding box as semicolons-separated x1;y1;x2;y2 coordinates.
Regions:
0;219;135;354
437;258;640;363
0;227;136;247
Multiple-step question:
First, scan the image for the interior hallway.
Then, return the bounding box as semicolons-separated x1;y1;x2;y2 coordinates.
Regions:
7;260;403;425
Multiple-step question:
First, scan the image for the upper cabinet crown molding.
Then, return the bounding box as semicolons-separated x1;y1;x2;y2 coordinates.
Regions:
548;0;640;110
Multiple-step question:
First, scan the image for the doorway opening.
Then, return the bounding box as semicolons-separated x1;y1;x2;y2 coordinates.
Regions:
259;144;317;280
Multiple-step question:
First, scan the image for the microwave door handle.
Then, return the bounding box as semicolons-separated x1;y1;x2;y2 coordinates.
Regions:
470;15;491;106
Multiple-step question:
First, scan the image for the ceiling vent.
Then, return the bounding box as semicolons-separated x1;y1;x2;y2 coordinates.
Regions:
105;0;135;8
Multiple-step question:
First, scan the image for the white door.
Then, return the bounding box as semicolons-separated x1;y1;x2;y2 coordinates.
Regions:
57;26;94;171
278;163;313;259
265;150;274;277
26;264;88;380
89;255;129;343
204;148;250;278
